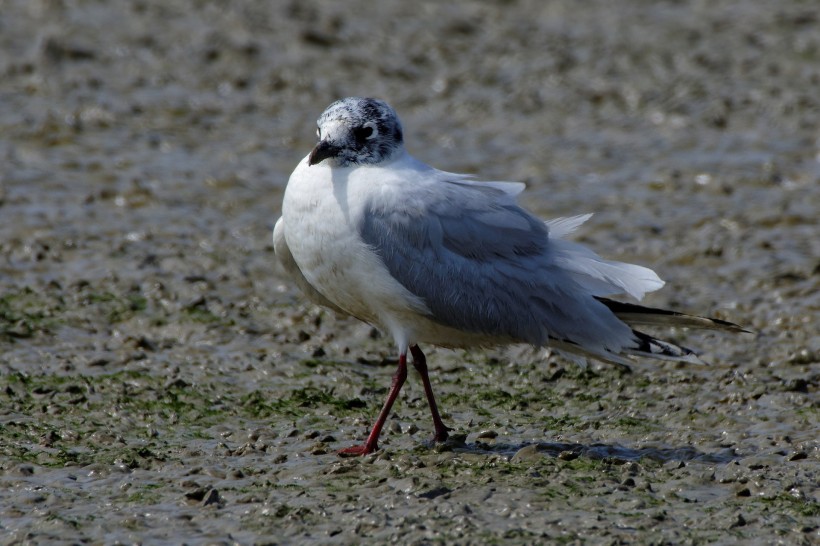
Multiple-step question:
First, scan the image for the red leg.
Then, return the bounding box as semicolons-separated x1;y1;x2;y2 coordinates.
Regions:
338;351;408;457
409;344;449;443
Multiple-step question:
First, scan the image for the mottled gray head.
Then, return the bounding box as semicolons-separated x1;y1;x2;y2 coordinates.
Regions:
308;97;404;167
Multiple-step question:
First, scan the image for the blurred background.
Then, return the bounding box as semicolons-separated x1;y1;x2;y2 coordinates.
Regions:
0;0;817;543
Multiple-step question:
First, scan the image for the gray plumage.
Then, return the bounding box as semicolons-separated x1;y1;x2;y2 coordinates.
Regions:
358;178;631;353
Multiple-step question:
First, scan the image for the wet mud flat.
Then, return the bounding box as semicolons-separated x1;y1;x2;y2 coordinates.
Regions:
1;0;817;544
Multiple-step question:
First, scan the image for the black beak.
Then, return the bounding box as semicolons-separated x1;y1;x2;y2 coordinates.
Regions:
308;140;340;166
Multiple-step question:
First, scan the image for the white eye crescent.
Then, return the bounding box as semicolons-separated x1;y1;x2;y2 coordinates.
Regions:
316;127;321;139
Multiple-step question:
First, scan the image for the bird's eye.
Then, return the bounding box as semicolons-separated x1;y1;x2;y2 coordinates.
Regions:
353;126;374;142
316;127;321;139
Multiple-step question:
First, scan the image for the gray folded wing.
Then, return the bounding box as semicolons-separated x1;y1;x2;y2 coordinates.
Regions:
358;178;633;350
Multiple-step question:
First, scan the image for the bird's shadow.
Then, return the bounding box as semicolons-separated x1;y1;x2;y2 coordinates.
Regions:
440;436;738;464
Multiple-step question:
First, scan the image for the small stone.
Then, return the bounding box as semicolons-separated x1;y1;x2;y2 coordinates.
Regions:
185;487;209;502
783;378;808;392
511;444;542;463
201;488;222;507
417;486;451;500
403;424;419;435
558;450;579;461
327;462;356;475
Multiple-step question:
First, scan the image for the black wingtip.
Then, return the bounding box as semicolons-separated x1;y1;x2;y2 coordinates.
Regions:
630;329;703;362
596;297;750;333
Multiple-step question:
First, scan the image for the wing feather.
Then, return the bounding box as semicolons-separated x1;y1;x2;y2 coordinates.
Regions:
358;175;634;352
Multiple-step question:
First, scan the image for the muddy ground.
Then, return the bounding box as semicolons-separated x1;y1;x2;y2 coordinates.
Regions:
0;0;817;544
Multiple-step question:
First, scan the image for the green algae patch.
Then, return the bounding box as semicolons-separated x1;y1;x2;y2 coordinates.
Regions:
0;287;64;340
0;370;235;468
758;493;820;519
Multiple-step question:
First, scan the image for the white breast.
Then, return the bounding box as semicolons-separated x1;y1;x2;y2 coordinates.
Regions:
281;155;431;347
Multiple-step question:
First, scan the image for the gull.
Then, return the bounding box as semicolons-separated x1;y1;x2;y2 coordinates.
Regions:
273;97;746;457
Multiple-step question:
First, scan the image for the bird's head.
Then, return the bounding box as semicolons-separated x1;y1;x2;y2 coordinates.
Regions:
308;97;404;167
